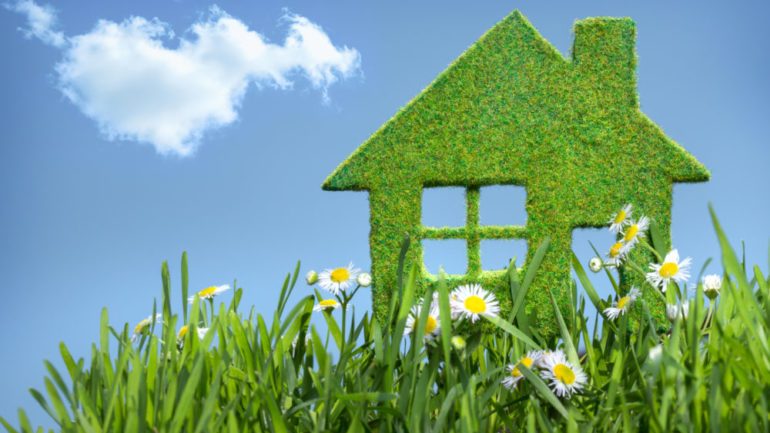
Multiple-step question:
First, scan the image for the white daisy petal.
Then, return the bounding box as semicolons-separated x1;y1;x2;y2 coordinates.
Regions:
449;284;500;323
501;350;545;391
131;313;163;342
539;350;588;398
404;303;441;342
603;287;640;321
620;216;650;254
188;284;231;303
313;299;341;312
646;249;692;291
608;204;633;233
318;263;360;295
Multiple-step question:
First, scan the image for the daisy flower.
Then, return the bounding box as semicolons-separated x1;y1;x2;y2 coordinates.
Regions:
404;304;441;342
450;284;500;323
608;204;633;233
318;263;360;295
604;241;627;267
646;249;692;292
620;216;650;253
188;284;230;303
313;299;341;312
177;325;209;340
502;351;544;390
540;350;588;398
131;313;162;342
603;287;640;320
702;274;722;300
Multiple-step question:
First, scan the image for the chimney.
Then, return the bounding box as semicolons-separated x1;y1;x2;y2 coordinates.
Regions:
572;18;637;107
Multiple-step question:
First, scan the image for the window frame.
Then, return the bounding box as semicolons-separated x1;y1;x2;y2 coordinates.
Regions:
420;186;527;277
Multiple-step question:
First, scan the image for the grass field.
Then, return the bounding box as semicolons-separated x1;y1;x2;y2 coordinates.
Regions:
2;205;769;433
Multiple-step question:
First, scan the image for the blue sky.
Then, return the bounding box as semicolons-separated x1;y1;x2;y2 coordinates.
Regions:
1;0;769;427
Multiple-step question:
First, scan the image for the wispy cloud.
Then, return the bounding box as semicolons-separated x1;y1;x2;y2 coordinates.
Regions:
7;2;361;156
6;0;65;47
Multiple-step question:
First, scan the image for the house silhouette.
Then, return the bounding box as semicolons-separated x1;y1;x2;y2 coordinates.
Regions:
323;11;709;333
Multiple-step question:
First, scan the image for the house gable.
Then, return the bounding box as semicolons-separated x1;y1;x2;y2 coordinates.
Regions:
323;12;709;192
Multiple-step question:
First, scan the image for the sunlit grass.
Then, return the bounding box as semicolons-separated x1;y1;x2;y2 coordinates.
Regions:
2;205;769;432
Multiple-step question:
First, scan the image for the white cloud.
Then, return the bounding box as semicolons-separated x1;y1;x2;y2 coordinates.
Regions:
8;3;361;156
6;0;65;47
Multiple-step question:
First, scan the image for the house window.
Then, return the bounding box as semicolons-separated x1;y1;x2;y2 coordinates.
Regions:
481;239;527;271
421;187;466;227
422;239;467;275
421;185;527;277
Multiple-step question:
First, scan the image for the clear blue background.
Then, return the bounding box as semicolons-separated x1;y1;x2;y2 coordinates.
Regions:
1;1;768;427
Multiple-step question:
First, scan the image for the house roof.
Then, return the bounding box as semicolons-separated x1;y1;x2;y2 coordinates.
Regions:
323;11;709;191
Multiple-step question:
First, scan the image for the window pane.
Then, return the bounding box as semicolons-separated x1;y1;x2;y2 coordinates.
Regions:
422;239;466;276
480;185;526;226
422;187;466;227
481;239;527;271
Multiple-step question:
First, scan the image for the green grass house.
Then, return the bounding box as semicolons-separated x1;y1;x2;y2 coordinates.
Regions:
323;11;709;333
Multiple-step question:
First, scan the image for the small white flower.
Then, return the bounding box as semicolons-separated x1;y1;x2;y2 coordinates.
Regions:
603;287;641;320
404;304;441;342
588;257;603;273
666;301;689;322
608;204;633;233
539;350;588;398
313;299;341;312
318;263;360;295
646;249;692;292
131;313;163;342
620;216;650;254
450;284;500;323
305;270;319;285
702;274;722;300
177;325;209;340
501;351;544;390
605;241;627;267
356;272;372;287
188;285;230;303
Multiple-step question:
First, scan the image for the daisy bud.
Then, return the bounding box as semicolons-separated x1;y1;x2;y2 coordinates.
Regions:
702;274;722;300
305;270;318;285
648;344;663;363
589;257;603;273
357;272;372;287
666;301;689;323
451;336;466;351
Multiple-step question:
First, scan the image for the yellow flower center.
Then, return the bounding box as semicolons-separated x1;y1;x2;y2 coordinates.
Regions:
613;210;627;224
178;325;189;339
424;316;438;335
198;286;217;298
623;225;639;242
609;242;623;258
330;268;350;283
659;262;679;278
553;363;576;385
319;299;338;309
464;295;486;314
616;296;630;310
511;356;534;377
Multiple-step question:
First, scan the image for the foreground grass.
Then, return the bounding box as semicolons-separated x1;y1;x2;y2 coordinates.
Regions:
2;207;769;433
